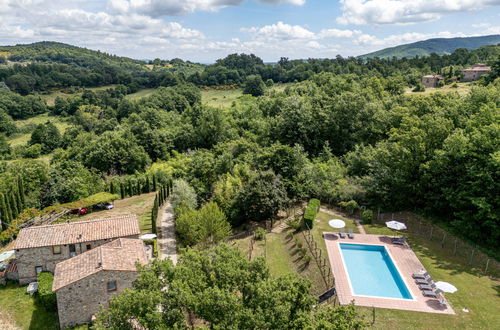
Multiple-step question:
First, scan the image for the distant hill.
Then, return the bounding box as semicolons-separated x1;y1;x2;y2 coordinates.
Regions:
359;35;500;59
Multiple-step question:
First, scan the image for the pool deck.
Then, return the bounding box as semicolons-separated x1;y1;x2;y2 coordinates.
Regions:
324;233;455;314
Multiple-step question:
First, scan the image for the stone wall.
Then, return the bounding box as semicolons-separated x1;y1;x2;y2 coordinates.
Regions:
462;70;489;82
56;270;138;329
16;235;138;284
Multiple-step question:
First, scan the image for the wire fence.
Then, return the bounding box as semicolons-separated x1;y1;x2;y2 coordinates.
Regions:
376;211;500;279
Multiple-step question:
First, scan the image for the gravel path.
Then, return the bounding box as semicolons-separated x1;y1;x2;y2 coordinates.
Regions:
158;202;177;265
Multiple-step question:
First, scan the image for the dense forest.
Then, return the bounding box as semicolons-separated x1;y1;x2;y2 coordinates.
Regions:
0;42;499;254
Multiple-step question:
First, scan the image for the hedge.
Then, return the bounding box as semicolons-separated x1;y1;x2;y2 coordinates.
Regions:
37;272;57;311
303;198;320;229
361;209;374;224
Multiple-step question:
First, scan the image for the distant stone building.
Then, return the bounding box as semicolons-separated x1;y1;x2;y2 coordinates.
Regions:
13;215;140;284
462;64;492;82
422;75;444;88
53;238;148;329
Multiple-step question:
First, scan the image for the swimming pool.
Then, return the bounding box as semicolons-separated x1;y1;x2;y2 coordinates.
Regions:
339;243;413;300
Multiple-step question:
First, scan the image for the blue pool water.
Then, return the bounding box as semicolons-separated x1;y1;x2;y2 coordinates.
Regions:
339;243;412;299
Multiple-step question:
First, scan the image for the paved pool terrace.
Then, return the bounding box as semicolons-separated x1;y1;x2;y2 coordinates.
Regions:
324;233;455;314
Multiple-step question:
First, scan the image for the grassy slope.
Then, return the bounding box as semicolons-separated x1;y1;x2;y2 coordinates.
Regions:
405;82;473;96
0;282;58;330
67;192;156;234
125;88;157;100
201;88;244;108
7;113;71;147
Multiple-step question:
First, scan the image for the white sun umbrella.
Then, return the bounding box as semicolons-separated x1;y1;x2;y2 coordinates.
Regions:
435;281;457;293
385;220;407;231
328;219;346;229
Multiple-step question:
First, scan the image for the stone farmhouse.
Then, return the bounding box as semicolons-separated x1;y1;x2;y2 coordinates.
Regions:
13;215;140;284
422;74;444;88
462;64;492;82
52;238;148;329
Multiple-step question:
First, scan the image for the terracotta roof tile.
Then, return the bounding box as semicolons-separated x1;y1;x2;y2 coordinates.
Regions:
52;238;147;291
13;215;140;249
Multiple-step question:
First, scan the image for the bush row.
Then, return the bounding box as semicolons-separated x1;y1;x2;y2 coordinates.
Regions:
36;272;57;311
303;199;320;229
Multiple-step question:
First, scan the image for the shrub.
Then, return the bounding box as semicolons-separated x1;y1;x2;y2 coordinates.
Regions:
412;83;425;92
286;217;302;232
254;227;266;241
451;83;458;88
36;272;57;311
361;209;374;224
299;247;308;257
303;255;311;264
144;239;158;257
339;200;359;215
297;241;303;249
303;198;320;229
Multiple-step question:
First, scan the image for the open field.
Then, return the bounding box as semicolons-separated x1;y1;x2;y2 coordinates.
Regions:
201;88;243;108
38;85;117;106
0;282;59;330
66;192;156;234
7;113;71;147
125;88;156;100
404;82;473;96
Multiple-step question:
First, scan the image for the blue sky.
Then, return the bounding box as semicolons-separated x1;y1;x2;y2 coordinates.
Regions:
0;0;499;62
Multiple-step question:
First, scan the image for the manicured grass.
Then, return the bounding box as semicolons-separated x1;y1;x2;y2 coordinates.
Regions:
0;282;58;329
8;113;71;147
404;82;473;96
64;192;156;234
265;232;295;277
125;88;156;100
201;88;243;108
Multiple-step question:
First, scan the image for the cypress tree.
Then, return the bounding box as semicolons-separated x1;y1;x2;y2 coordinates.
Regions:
3;193;12;224
15;188;22;214
144;177;150;193
17;176;25;207
110;181;115;194
128;180;133;197
120;182;125;199
152;175;157;191
0;193;7;228
10;191;19;218
167;185;170;197
136;181;141;196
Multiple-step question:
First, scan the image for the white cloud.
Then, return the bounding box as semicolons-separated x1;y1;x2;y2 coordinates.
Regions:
241;21;315;40
354;31;469;47
337;0;500;25
107;0;305;17
318;28;362;38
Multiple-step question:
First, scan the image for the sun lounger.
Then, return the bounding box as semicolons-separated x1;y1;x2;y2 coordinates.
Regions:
412;271;429;279
415;276;434;285
419;283;436;291
438;297;447;306
391;237;406;245
339;228;346;238
347;228;354;239
422;290;438;298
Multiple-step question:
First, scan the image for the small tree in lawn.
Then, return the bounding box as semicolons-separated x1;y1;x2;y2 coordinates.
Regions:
120;182;125;199
144;177;150;193
152;175;157;191
243;75;266;97
128;180;133;197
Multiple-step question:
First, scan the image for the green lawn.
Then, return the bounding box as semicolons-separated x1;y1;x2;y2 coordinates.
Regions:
404;82;473;96
8;113;71;147
201;88;243;108
68;192;156;234
125;88;157;100
0;282;58;330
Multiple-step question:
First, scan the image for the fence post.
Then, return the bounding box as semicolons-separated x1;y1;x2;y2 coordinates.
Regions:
484;259;490;274
453;238;458;255
469;249;475;265
441;232;446;248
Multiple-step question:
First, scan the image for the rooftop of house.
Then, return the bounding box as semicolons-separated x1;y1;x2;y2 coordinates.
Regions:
463;64;492;71
52;238;147;291
13;215;140;249
422;75;444;79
